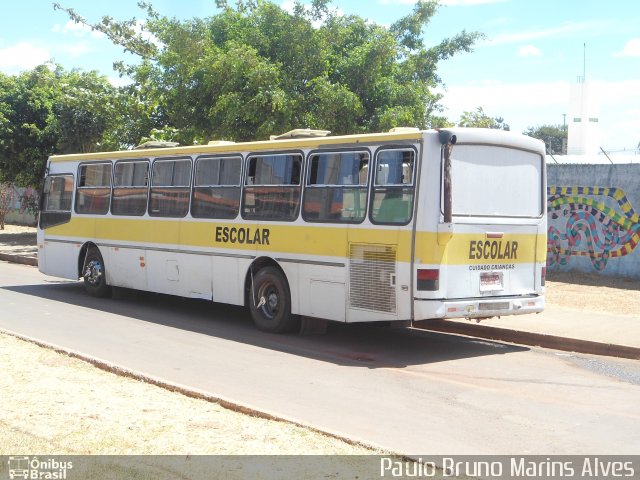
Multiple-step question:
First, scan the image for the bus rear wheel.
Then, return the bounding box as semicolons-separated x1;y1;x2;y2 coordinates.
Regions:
83;247;111;297
249;267;298;333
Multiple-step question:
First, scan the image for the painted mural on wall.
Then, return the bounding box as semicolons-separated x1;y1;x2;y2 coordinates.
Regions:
547;186;640;271
1;185;38;225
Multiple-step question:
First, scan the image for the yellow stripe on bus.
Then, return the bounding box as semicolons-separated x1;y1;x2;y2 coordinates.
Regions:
45;217;546;265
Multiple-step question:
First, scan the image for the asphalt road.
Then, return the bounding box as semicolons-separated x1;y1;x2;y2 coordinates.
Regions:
1;261;639;455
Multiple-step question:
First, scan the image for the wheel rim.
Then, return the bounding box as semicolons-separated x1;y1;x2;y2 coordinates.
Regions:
84;259;103;286
257;282;280;320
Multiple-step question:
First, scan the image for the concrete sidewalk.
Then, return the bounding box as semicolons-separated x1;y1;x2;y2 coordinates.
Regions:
418;308;640;360
1;225;638;359
0;228;37;265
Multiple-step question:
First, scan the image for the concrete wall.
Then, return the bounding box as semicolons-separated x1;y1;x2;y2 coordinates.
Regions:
547;164;640;279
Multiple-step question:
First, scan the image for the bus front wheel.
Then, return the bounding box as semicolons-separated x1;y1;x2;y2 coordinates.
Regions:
249;267;298;333
83;248;111;297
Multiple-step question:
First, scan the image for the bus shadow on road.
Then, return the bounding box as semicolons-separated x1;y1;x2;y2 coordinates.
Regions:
3;281;529;369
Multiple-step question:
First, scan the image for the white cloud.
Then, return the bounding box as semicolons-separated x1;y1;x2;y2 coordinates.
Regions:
614;38;640;58
440;0;508;5
518;45;542;57
438;80;570;114
484;21;603;46
281;0;295;12
379;0;507;4
57;41;94;58
132;20;163;49
108;75;133;88
595;78;640;105
52;20;104;39
0;42;51;75
437;78;640;149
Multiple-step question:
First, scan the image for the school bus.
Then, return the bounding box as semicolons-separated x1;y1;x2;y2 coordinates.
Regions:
38;127;546;332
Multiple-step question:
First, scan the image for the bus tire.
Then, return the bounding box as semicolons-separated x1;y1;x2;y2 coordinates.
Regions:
249;267;298;333
83;247;111;298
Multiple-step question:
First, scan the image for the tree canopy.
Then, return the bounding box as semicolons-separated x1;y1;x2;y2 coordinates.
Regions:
457;106;509;130
523;124;566;154
54;0;483;144
1;0;485;187
0;66;120;186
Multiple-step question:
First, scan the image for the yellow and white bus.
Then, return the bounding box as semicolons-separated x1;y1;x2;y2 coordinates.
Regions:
37;127;546;333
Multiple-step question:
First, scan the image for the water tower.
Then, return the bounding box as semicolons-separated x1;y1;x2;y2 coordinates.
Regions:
567;45;600;155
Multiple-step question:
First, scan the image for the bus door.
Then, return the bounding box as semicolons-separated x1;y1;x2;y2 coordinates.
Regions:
347;147;417;322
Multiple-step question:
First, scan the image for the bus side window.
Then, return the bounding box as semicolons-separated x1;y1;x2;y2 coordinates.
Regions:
149;157;192;218
370;149;416;225
191;155;242;219
75;163;112;215
40;174;74;229
242;153;302;221
112;160;149;216
303;151;369;223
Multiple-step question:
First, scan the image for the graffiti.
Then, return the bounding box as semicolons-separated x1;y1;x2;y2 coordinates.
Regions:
0;184;39;226
547;186;640;271
18;186;39;215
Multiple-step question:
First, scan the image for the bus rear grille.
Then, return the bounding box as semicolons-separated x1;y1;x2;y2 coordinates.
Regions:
349;244;397;314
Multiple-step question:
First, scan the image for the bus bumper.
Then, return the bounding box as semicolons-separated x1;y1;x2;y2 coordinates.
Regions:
413;295;544;321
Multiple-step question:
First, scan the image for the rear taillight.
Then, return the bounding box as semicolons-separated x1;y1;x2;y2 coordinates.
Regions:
541;266;546;286
417;268;439;291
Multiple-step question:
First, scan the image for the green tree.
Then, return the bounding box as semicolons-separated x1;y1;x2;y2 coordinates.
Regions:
0;66;60;187
458;106;509;130
55;71;118;153
523;124;566;154
0;65;129;186
55;0;483;143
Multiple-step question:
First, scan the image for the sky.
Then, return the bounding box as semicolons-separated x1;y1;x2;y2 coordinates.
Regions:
1;0;639;151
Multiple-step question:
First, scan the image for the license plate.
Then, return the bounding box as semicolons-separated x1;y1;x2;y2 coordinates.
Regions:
480;272;503;292
479;301;510;311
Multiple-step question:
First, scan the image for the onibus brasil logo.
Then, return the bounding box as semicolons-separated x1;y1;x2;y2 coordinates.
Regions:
7;457;73;479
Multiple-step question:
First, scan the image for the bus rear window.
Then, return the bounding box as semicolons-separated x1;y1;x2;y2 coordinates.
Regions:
448;145;543;218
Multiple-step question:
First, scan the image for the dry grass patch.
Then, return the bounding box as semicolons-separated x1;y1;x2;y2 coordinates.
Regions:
546;272;640;317
0;332;380;456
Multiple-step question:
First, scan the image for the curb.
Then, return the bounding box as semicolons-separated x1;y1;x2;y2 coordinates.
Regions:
413;319;640;360
0;252;37;266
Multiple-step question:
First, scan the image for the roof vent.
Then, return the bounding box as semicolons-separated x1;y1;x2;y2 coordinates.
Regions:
134;140;180;150
270;129;331;140
207;140;236;146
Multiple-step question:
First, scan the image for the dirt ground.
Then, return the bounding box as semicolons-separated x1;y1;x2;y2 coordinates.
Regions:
545;271;640;317
1;223;639;457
